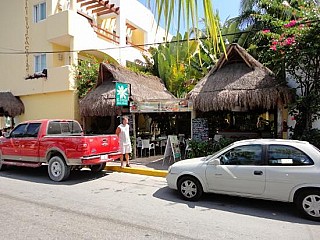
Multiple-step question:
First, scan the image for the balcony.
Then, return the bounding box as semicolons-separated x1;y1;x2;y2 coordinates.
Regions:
46;10;74;46
17;65;74;96
45;65;75;92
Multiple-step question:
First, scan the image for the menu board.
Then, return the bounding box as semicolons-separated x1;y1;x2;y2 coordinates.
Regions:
192;118;209;141
163;135;181;162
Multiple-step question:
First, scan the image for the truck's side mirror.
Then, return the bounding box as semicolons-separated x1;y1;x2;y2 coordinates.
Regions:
3;132;9;138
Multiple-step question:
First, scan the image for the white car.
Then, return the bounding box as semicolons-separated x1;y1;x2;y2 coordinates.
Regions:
166;139;320;221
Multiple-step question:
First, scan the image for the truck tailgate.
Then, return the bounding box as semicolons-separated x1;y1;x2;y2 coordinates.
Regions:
83;134;120;156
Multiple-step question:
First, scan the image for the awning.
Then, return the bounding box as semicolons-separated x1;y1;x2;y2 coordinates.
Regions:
0;91;25;117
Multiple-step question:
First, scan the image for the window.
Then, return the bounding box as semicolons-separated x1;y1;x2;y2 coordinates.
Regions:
67;121;82;134
47;121;82;135
47;122;62;135
219;145;263;165
34;54;46;73
33;2;46;23
268;145;313;166
25;123;41;137
10;124;27;138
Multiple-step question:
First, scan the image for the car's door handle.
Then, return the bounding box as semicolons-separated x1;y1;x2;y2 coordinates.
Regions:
254;170;263;175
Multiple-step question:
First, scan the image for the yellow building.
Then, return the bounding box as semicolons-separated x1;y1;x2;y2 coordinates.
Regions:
0;0;167;124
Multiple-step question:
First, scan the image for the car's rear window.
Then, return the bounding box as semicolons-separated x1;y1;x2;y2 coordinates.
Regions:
47;121;82;135
267;145;314;166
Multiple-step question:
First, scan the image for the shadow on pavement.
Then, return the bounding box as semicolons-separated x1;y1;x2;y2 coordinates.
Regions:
0;166;111;185
153;186;320;225
145;159;171;171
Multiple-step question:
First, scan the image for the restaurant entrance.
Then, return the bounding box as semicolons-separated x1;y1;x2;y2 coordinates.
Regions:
130;99;193;158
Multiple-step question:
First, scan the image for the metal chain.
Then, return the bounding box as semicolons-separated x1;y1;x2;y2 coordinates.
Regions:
25;0;30;75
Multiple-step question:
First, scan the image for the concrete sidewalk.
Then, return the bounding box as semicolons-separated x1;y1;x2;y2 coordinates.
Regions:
104;155;174;177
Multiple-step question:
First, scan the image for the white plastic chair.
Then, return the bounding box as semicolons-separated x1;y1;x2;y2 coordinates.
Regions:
159;139;167;154
149;142;156;156
141;139;155;157
184;139;192;159
136;137;142;157
137;137;142;147
156;136;167;155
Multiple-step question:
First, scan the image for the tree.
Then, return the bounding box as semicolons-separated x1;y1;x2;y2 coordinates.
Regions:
146;0;226;55
146;32;218;97
73;56;100;99
221;17;253;48
252;0;320;139
147;33;199;97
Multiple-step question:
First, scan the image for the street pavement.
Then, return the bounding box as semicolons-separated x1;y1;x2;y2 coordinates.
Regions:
1;169;319;240
105;155;172;177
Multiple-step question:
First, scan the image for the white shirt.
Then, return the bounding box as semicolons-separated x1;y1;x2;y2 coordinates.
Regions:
118;123;131;145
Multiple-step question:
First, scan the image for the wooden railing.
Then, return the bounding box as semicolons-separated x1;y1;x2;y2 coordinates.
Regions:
77;11;146;52
90;23;120;44
91;23;145;52
126;40;145;52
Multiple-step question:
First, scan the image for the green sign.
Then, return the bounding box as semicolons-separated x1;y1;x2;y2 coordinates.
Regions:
115;82;129;106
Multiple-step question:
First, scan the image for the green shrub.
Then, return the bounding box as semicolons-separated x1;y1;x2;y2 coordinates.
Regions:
300;129;320;149
187;138;235;158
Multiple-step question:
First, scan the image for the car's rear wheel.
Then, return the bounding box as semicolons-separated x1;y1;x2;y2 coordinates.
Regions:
48;156;70;182
295;190;320;221
89;162;106;172
177;176;203;201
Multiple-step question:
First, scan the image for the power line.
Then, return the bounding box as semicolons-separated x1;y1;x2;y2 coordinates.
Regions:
0;29;260;55
0;19;318;55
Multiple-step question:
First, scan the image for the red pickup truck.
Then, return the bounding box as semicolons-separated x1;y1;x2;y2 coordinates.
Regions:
0;119;122;181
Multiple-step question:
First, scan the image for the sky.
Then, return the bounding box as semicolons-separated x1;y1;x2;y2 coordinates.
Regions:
211;0;242;22
138;0;242;31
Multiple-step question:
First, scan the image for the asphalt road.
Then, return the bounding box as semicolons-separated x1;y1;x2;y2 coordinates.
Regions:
0;166;319;240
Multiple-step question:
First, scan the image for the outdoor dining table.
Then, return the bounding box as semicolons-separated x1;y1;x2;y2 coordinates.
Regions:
150;138;167;155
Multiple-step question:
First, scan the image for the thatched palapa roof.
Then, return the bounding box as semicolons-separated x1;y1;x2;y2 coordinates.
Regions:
80;63;175;116
0;91;25;117
188;43;292;112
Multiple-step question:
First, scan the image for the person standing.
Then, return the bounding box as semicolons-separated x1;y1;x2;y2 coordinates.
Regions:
116;116;132;168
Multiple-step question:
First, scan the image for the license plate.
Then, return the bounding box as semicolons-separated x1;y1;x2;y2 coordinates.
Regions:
101;154;108;160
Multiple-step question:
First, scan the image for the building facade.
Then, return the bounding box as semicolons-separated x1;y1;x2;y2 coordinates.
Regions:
0;0;166;123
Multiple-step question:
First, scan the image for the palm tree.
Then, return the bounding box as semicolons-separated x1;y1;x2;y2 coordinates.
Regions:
220;17;253;48
146;0;226;55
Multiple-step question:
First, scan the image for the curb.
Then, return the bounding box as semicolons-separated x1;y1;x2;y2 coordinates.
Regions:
105;166;168;178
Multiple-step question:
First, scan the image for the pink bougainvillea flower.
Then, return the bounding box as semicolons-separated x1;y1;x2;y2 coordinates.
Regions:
284;36;295;45
262;29;270;34
270;45;277;51
284;20;297;28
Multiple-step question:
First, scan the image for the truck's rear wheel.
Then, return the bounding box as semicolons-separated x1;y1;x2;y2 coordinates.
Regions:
48;156;70;182
89;162;106;173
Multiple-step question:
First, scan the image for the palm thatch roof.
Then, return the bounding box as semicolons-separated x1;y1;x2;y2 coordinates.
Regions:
0;91;25;117
80;63;175;116
188;43;292;112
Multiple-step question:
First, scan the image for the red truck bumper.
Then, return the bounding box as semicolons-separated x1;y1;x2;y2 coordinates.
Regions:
81;151;122;165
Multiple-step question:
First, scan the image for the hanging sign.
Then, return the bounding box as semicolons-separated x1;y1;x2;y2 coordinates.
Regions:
115;82;129;106
130;99;193;112
163;135;181;163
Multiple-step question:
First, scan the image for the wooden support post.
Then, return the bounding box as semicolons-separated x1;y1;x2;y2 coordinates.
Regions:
132;113;136;159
